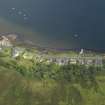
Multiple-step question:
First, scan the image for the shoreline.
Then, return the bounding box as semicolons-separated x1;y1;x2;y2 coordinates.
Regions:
0;32;105;53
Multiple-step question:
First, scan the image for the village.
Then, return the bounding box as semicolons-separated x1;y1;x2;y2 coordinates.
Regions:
0;34;104;67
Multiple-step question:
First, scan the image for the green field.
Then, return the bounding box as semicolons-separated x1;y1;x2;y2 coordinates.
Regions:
0;55;105;105
0;69;105;105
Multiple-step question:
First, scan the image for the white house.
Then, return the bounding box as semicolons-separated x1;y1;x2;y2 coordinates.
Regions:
95;57;103;66
70;58;77;64
23;52;35;60
45;58;55;64
0;36;13;47
55;57;69;65
12;47;25;58
85;59;93;66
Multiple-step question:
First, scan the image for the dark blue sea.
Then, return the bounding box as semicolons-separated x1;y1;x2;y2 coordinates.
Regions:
0;0;105;51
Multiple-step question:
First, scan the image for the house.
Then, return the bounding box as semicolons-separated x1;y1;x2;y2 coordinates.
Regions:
34;54;44;62
55;57;69;65
45;57;56;64
95;57;103;66
70;58;77;65
0;36;13;47
56;58;64;65
45;58;53;64
23;52;34;60
85;59;93;66
12;47;25;58
39;56;45;63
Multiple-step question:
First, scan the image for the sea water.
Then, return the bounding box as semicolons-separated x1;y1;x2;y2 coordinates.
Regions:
0;0;105;50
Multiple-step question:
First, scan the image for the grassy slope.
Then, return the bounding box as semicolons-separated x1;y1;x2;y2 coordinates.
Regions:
0;49;105;105
1;68;105;105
